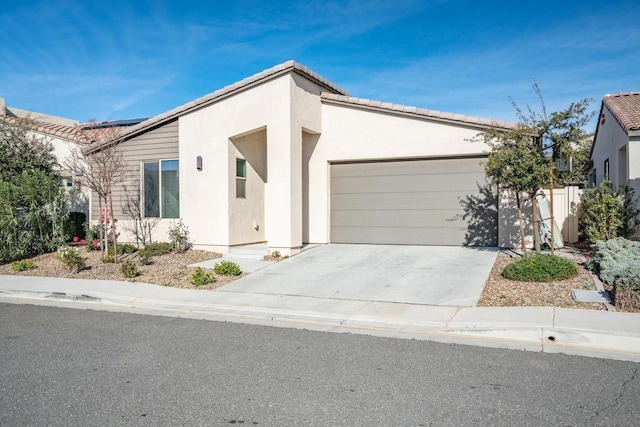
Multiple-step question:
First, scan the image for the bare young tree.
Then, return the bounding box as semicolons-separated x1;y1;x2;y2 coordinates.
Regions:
65;128;127;261
121;177;159;247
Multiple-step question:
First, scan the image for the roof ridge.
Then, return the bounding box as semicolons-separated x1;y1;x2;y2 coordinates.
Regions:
100;60;349;148
320;92;516;130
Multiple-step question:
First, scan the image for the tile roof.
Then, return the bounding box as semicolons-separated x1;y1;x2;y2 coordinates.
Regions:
320;93;517;130
603;92;640;133
1;116;128;144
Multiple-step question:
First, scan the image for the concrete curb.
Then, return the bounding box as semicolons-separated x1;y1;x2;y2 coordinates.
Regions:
1;287;639;363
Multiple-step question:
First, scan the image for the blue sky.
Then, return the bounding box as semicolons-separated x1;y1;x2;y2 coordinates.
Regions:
1;0;638;130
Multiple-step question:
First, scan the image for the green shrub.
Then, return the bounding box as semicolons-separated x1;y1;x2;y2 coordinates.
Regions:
214;260;242;276
272;250;281;258
119;261;140;279
107;243;137;256
138;255;153;266
57;247;86;273
101;254;115;264
502;254;578;282
118;243;138;254
590;237;640;290
0;170;69;262
579;182;640;243
138;242;173;257
10;259;36;271
84;224;102;250
190;267;215;286
168;219;190;253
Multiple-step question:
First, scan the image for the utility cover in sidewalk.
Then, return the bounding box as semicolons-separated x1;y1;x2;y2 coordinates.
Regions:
572;289;611;303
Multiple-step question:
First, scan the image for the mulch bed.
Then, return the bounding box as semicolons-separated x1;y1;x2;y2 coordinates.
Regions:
478;252;607;310
0;247;244;290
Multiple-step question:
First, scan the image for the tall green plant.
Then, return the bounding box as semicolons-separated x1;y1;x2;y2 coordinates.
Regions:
579;182;623;243
0;170;69;261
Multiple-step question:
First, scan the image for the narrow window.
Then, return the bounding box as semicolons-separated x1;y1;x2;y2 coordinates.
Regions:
236;158;246;198
604;158;609;181
161;159;180;218
144;162;160;217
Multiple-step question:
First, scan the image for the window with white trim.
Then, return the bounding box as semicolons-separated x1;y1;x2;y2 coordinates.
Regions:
236;158;246;198
143;159;179;218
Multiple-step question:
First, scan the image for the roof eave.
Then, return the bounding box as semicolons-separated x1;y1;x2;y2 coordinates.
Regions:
87;61;349;153
320;94;516;132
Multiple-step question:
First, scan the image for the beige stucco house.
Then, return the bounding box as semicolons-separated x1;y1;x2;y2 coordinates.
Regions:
88;61;520;254
589;92;640;199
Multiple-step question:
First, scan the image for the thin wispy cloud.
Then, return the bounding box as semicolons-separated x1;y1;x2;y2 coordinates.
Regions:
0;0;637;129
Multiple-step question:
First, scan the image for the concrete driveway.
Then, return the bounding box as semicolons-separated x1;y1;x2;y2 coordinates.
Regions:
219;244;498;306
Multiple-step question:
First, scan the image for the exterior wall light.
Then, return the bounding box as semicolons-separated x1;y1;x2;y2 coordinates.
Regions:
196;155;203;171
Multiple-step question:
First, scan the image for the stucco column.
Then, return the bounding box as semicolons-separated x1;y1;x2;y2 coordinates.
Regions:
265;123;303;254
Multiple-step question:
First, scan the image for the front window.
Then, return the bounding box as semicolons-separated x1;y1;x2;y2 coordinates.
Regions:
236;158;246;198
143;159;179;218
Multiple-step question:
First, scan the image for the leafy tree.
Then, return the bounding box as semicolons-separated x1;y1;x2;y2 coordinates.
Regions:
476;84;593;253
555;132;593;185
0;118;68;262
479;123;549;253
0;117;59;183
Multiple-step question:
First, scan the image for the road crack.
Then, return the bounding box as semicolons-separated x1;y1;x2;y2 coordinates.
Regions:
590;366;639;423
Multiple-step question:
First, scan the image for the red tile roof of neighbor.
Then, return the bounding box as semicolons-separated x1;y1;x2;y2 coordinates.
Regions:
1;116;129;144
603;92;640;132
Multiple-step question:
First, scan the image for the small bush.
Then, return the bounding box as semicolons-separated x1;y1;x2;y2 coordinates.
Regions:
214;260;242;276
101;254;115;264
107;243;137;257
190;267;215;286
11;259;36;271
86;239;101;251
579;182;640;243
138;255;153;266
57;247;86;273
272;250;281;258
590;237;640;290
139;242;173;257
168;219;190;253
118;243;138;254
120;261;140;279
502;254;578;282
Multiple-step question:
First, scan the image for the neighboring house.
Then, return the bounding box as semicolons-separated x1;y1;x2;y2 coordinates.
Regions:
589;92;640;198
86;60;524;254
0;97;144;216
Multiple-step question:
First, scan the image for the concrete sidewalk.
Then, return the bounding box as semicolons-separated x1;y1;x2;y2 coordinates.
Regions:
1;274;640;363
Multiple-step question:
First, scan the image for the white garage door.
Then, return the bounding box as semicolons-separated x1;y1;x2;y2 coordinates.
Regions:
330;157;497;246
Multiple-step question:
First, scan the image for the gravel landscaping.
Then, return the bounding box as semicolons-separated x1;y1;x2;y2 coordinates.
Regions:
0;245;615;311
478;251;606;311
0;247;245;290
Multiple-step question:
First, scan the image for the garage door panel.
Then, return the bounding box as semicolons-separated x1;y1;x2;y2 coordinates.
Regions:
331;191;473;211
330;157;497;246
331;226;469;245
331;172;485;194
330;159;486;177
332;209;467;228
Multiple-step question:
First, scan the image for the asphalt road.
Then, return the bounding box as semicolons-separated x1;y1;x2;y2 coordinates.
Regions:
1;303;639;426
